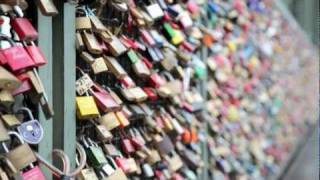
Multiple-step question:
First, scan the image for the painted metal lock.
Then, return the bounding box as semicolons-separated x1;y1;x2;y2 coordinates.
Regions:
11;17;38;42
21;165;46;180
84;137;108;167
24;41;47;67
16;107;44;144
76;96;100;120
0;35;35;72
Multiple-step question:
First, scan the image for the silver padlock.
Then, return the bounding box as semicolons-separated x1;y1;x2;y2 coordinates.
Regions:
142;163;154;178
16;107;44;145
0;16;11;48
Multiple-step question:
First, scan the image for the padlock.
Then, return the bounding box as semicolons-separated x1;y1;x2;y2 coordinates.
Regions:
10;7;38;42
16;107;44;144
132;59;151;78
116;111;130;128
36;0;58;16
76;68;94;95
96;125;113;141
91;57;108;74
0;90;14;107
103;143;120;157
98;112;120;130
121;137;135;155
104;56;127;78
145;0;164;20
104;36;127;56
24;41;47;67
104;156;128;180
160;48;178;71
1;114;21;128
82;137;107;168
142;163;154;178
76;96;100;120
0;120;10;142
154;134;174;155
2;131;37;171
0;35;35;72
163;151;183;172
91;84;120;112
82;31;103;55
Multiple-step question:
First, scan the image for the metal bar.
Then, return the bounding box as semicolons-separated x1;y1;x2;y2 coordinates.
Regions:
52;1;76;169
199;7;209;180
37;10;53;180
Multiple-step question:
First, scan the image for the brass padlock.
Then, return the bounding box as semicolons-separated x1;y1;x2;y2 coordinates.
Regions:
0;120;9;142
2;132;37;171
0;66;21;91
0;90;14;107
1;114;21;128
91;57;108;74
82;31;103;55
104;56;127;78
98;112;120;130
37;0;58;16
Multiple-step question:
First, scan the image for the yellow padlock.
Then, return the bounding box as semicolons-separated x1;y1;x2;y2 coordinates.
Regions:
227;105;239;121
171;30;184;45
76;96;100;120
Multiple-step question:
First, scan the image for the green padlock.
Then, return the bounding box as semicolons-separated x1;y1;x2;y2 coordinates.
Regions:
193;57;206;79
127;50;140;64
83;137;107;167
163;23;176;40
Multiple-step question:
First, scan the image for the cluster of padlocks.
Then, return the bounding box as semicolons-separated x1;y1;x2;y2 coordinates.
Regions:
0;0;317;179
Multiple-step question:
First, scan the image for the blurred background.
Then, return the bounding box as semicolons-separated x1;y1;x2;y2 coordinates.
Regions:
281;0;319;179
283;0;319;45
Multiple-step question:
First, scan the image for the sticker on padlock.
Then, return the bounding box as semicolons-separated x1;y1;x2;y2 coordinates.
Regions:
16;107;44;145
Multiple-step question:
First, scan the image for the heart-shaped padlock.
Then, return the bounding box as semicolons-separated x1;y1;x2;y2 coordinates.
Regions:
16;107;44;144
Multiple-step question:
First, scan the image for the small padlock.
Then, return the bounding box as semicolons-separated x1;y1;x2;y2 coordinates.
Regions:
16;107;44;144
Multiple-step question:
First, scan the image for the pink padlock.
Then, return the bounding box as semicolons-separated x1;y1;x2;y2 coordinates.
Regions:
21;165;46;180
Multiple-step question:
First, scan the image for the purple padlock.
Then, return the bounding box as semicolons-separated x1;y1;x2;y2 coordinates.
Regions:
16;107;44;145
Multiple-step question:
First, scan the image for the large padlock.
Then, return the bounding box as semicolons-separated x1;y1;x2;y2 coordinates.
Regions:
2;131;38;172
0;35;35;72
16;107;44;144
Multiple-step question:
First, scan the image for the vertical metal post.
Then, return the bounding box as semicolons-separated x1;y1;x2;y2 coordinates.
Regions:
37;10;53;180
52;1;76;169
199;7;209;180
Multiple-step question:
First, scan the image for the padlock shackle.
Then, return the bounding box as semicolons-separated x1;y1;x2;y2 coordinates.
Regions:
52;149;70;174
17;107;35;120
36;143;86;178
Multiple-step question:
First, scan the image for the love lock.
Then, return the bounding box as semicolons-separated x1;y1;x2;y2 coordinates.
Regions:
16;107;44;145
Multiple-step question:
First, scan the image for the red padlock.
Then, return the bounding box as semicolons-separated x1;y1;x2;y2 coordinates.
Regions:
0;35;35;72
120;75;136;88
24;42;47;67
11;17;38;42
143;87;158;101
148;73;165;88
